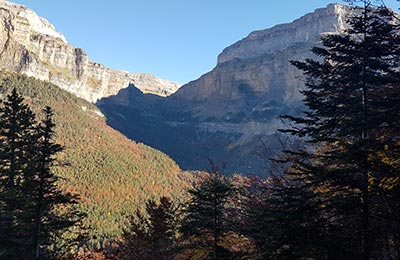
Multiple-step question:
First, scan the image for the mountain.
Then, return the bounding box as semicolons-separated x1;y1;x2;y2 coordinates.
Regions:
98;4;350;175
0;71;194;246
0;0;181;103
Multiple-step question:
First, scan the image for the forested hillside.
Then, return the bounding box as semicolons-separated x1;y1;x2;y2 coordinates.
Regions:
1;0;399;259
0;71;193;248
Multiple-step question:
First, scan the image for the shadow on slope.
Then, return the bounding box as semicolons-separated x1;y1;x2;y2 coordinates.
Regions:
0;72;194;247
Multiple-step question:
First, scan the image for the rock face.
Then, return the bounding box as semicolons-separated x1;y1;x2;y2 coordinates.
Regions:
98;4;351;175
0;0;180;102
217;4;347;64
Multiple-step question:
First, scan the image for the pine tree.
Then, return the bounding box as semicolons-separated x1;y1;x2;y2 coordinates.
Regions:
247;174;331;260
277;1;400;259
0;90;84;259
179;172;235;260
29;106;82;259
119;196;178;260
0;88;38;257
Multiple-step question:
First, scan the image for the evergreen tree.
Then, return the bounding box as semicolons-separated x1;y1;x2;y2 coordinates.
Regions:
247;173;331;260
179;172;235;260
0;90;84;259
29;106;82;259
0;87;38;257
273;1;400;259
119;196;178;260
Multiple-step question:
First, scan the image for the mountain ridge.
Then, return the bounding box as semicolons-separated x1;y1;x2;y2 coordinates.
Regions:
99;3;353;174
217;3;347;64
0;0;181;103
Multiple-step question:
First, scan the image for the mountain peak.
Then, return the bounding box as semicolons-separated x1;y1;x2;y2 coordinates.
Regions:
1;0;67;43
0;0;180;103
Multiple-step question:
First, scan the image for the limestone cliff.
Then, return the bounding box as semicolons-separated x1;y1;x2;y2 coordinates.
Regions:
0;0;180;102
218;4;347;64
99;4;352;174
175;4;348;105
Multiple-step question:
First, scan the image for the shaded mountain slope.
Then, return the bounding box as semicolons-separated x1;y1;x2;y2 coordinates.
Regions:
98;4;350;175
0;71;193;246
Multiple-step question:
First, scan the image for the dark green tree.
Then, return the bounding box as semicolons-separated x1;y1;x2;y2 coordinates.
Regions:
247;173;333;260
0;87;38;257
29;106;82;259
119;196;178;260
179;172;236;260
273;1;400;259
0;90;84;259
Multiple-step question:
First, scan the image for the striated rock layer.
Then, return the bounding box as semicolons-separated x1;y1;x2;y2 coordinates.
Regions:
99;4;352;175
0;0;180;102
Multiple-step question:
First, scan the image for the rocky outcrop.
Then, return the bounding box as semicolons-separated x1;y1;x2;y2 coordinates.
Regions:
0;0;180;102
99;4;352;175
175;4;348;105
217;4;347;64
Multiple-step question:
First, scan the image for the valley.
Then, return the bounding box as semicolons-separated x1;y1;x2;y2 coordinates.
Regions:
97;4;350;174
1;1;399;258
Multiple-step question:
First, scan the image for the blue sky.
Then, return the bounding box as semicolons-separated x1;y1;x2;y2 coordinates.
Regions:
10;0;400;84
